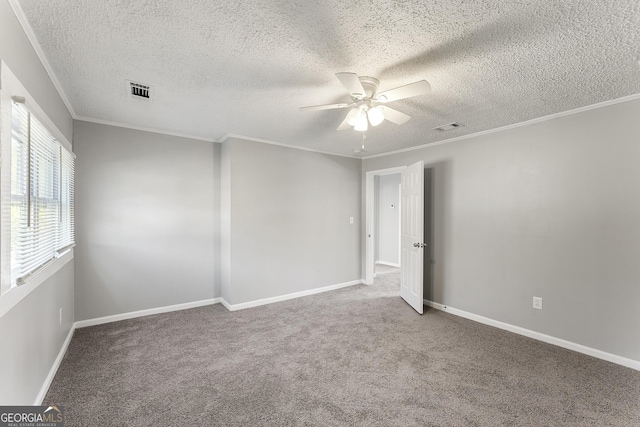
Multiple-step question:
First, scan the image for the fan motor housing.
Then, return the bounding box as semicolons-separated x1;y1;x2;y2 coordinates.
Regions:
358;76;380;98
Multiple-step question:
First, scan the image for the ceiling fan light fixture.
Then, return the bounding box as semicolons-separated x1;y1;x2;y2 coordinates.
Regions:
367;106;384;126
299;72;430;133
346;107;361;126
354;114;368;131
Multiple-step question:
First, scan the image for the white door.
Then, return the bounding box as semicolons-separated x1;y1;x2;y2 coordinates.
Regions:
400;161;424;314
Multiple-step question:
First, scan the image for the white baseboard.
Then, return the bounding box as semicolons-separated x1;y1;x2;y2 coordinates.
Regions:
35;325;75;404
423;299;640;372
219;298;232;311
74;298;222;328
221;280;362;311
375;261;400;268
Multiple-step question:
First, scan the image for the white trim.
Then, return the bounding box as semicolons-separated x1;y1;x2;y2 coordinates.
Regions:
423;299;640;372
75;116;216;142
219;298;232;311
0;250;74;319
365;167;406;285
363;92;640;160
220;134;359;159
34;325;74;404
74;298;222;328
376;261;400;268
367;166;407;176
7;0;76;118
220;280;362;311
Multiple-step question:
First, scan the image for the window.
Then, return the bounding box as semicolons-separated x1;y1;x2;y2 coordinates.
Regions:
0;63;75;311
8;100;75;287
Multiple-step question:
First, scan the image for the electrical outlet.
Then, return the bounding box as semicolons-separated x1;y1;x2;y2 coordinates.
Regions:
533;297;543;310
59;308;63;325
349;217;354;224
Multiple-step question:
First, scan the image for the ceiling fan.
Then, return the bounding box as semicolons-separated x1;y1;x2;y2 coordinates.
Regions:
299;72;431;132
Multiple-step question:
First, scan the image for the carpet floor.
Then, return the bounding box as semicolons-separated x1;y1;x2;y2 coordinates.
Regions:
374;264;399;275
45;273;640;426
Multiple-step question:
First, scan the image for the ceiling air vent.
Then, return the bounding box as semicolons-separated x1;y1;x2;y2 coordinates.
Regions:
126;80;153;101
433;122;463;131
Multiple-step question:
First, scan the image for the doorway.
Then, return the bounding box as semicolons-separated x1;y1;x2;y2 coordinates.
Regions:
374;173;401;277
365;166;405;285
365;165;434;312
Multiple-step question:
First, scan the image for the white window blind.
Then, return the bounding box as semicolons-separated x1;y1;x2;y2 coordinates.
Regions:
10;100;75;286
59;146;75;250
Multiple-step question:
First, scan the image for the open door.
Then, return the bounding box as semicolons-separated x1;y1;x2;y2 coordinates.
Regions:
400;161;424;314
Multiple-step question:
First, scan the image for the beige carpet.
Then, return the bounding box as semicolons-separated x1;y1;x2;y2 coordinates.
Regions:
375;263;400;275
45;272;640;426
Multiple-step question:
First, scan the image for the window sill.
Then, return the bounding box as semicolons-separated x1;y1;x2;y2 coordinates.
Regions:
0;249;74;318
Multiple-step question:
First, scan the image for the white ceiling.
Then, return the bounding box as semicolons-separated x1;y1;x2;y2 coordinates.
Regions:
14;0;640;157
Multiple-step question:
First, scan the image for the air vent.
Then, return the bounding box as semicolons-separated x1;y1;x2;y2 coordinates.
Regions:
131;83;149;98
126;80;153;101
433;122;463;131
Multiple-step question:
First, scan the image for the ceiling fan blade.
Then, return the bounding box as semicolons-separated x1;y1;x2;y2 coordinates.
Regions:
336;114;352;130
376;80;431;102
299;103;351;112
335;72;366;98
337;107;360;130
379;106;411;125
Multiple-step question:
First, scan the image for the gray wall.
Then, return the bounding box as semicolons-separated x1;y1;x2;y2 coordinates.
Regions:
376;174;400;265
222;137;361;305
0;263;74;404
213;143;222;298
73;121;218;321
423;168;434;301
220;140;231;304
0;0;75;404
363;98;640;362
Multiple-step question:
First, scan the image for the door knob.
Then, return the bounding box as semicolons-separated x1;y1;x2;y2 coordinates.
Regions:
413;242;427;248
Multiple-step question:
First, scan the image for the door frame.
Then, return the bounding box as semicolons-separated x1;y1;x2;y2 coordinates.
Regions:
364;166;406;285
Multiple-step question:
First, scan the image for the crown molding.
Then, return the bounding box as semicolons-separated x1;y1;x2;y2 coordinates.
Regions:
363;92;640;159
8;0;77;119
75;116;216;142
219;133;360;159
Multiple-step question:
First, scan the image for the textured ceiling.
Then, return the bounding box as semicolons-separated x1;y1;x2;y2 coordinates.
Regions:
15;0;640;157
